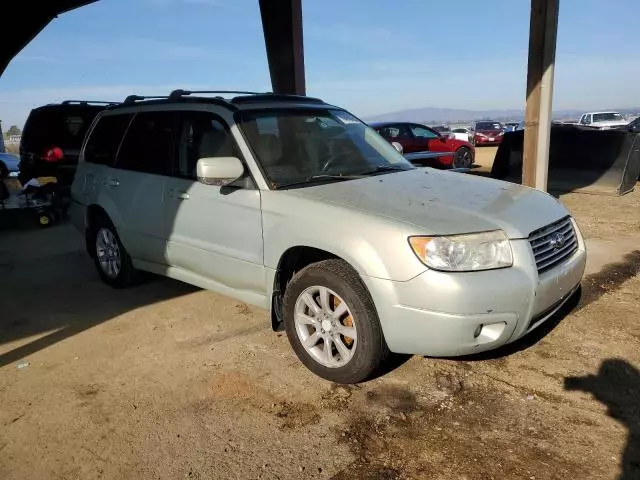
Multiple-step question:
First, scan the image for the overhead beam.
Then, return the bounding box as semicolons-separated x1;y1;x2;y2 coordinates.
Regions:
1;1;97;76
522;0;560;190
258;0;306;95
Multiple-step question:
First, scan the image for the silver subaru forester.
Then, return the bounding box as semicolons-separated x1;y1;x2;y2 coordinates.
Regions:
70;90;586;383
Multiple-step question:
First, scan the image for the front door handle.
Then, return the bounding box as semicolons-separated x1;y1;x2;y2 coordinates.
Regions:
106;178;120;187
171;190;190;200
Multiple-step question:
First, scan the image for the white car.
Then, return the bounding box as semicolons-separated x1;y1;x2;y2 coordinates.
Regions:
451;127;474;143
69;90;586;383
578;111;628;130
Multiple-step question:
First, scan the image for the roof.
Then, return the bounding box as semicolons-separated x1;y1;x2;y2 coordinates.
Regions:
100;91;329;113
2;1;97;76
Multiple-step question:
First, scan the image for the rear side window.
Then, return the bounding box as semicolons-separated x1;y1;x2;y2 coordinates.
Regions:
84;114;133;166
115;111;178;175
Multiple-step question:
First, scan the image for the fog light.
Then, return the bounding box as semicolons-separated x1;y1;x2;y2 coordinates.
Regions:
475;322;507;343
473;324;483;338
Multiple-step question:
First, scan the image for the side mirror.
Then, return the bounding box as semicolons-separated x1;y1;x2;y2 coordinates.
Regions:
391;141;403;153
439;136;447;143
196;157;244;186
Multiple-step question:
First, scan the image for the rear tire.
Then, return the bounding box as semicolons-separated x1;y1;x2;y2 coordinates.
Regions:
283;259;389;383
453;146;473;169
90;216;138;288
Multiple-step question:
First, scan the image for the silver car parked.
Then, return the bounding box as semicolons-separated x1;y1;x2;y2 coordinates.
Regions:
70;90;586;383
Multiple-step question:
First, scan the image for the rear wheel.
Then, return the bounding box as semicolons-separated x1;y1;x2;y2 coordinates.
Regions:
90;217;138;288
283;259;388;383
453;146;473;169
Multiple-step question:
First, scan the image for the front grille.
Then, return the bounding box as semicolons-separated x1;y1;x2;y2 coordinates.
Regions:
528;216;578;273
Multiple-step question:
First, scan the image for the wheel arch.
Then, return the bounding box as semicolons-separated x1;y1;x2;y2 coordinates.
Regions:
270;246;347;331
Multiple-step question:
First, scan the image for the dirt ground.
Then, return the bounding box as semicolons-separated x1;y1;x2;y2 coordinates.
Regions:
1;163;639;479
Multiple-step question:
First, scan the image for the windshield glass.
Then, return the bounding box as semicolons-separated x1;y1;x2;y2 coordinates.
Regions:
475;122;502;130
237;109;414;188
593;113;624;122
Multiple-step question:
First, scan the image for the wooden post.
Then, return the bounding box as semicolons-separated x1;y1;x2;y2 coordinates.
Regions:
523;0;560;190
258;0;306;95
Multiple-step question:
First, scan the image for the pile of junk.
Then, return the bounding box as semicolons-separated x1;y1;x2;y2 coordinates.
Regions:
0;146;70;229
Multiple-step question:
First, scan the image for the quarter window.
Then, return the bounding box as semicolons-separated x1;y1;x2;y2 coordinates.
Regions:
84;114;133;166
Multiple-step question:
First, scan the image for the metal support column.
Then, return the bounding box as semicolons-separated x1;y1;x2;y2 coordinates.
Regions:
258;0;306;95
523;0;560;190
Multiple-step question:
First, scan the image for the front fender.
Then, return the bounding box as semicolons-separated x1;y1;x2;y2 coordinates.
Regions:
261;191;427;282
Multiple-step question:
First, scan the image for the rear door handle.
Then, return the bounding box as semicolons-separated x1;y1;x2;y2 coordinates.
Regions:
106;178;120;187
171;189;190;200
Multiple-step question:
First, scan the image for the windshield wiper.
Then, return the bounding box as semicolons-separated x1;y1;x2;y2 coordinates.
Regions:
275;174;360;189
356;165;412;175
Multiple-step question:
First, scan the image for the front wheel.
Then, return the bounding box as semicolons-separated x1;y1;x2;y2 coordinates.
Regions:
283;259;388;383
453;146;473;169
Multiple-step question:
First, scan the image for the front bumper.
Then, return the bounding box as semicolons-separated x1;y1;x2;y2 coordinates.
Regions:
362;227;586;356
475;136;503;145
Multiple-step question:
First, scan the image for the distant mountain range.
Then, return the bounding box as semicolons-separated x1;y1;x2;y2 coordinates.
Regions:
364;107;640;125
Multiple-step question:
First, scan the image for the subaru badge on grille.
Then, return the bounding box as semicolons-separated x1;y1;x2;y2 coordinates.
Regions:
549;232;566;250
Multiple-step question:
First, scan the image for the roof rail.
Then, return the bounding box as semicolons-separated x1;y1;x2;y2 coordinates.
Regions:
230;94;325;104
61;100;118;105
122;95;169;105
168;89;266;99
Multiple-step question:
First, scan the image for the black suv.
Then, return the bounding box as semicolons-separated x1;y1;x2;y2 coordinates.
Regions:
19;101;116;186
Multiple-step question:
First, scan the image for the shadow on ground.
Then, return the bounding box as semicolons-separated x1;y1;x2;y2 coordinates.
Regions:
566;359;640;480
0;224;197;368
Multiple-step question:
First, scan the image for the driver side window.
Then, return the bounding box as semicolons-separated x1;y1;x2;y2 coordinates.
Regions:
410;126;438;139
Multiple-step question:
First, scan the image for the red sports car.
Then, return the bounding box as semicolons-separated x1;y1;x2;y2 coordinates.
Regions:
473;121;505;146
371;122;475;169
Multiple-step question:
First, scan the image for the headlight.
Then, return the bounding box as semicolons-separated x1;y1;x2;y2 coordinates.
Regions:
497;131;504;136
475;132;486;138
409;230;513;271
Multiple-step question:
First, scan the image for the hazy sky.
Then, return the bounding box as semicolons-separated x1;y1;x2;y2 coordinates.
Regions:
1;0;638;127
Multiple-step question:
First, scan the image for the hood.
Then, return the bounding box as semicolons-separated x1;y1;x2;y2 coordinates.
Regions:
445;138;471;148
285;169;568;239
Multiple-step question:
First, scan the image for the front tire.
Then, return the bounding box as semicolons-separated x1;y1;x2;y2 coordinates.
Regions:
90;217;138;288
453;146;473;169
283;259;388;383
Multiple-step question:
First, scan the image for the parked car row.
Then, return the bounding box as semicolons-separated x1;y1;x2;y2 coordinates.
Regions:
11;91;587;384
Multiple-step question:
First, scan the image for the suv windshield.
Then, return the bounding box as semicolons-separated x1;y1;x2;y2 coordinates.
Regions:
593;113;624;123
475;122;502;130
237;109;414;188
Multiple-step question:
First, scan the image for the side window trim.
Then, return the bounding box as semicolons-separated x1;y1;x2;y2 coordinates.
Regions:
113;113;136;167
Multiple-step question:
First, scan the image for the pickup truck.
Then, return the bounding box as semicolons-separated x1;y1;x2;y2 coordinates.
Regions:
578;111;628;130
